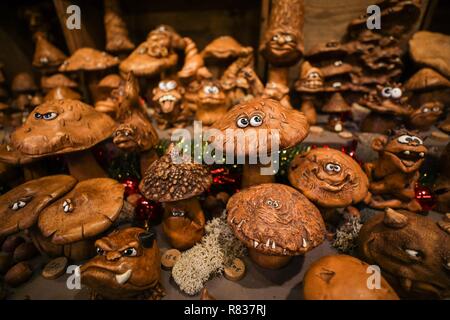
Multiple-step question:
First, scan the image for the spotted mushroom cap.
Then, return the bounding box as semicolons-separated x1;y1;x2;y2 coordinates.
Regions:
139;153;212;202
32;32;67;69
0;175;77;237
288;148;368;208
227;183;325;256
211;98;309;156
38;178;124;245
201;36;244;60
41;74;78;91
10;99;116;157
59;48;120;72
405;68;450;91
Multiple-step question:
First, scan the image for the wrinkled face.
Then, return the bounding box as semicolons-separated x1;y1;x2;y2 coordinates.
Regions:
227;184;325;256
409;102;443;128
113;124;138;151
359;211;450;299
262;29;301;65
288;148;368;208
198;82;226;106
144;31;171;58
80;228;160;299
297;67;324;92
381;133;427;173
152;80;183;113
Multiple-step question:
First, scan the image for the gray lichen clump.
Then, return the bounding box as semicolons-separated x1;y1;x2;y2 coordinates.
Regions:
172;214;246;295
332;215;362;254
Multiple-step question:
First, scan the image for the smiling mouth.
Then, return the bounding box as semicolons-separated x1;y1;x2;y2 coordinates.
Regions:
390;150;425;167
313;172;350;192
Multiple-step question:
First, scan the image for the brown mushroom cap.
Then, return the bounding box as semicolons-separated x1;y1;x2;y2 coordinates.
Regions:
11;72;38;93
38;178;124;245
288;148;368;208
405;68;450;91
98;74;122;89
0;144;34;165
41;74;78;91
322;92;351;113
32;32;67;69
139;153;212;202
43;87;81;101
409;31;450;78
11;99;116;157
211;98;309;156
0;175;77;237
201;36;244;60
59;48;120;72
227;183;325;255
305;41;348;61
303;255;399;300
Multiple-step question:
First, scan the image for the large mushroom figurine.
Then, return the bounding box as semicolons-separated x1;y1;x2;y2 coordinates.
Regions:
139;152;212;250
0;99;116;180
288;148;369;221
227;183;325;269
211;98;309;188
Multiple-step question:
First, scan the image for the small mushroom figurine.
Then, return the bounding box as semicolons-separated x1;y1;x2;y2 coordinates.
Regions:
288;147;369;221
195;80;227;126
321;92;352;133
358;208;450;299
139;151;212;250
227;183;325;269
211;98;309;188
363;129;427;212
81;227;164;300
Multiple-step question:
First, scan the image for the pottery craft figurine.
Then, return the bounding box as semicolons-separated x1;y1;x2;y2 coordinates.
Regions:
139;151;212;250
195;80;227;126
303;254;399;300
211;98;309;188
81;227;164;300
358;208;450;299
103;0;135;54
364;128;427;212
227;183;325;269
32;31;67;72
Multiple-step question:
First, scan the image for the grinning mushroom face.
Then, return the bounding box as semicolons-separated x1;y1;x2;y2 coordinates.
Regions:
358;209;450;299
80;228;161;299
11;99;116;157
198;81;226;107
263;31;300;65
288;148;368;208
227;183;325;256
296;62;324;92
152;80;183;113
360;83;412;116
409;101;443;129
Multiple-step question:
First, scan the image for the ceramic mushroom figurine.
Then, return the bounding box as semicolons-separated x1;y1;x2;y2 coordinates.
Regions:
0;99;116;180
211;98;309;188
303;255;399;300
80;227;164;300
358;208;450;299
321;93;352;133
195;80;227;126
364;129;427;212
43;86;81;102
227;183;325;269
405;68;449;131
139;151;212;250
103;0;135;55
288;148;369;222
40;73;78;93
32;31;67;73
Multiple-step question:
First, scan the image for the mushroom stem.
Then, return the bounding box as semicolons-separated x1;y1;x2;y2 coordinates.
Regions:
242;163;275;188
162;197;205;250
267;67;289;87
248;247;292;269
140;149;159;177
65;150;108;181
300;98;317;125
86;72;103;103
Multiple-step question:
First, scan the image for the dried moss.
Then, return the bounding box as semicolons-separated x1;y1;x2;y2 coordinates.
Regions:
332;215;362;254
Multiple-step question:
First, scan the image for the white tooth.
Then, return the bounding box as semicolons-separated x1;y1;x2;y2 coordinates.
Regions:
231;217;235;223
283;249;287;255
271;241;276;249
419;152;424;157
254;240;259;248
237;220;245;228
115;269;132;285
266;239;271;247
63;200;68;207
12;203;19;211
334;123;342;132
302;238;308;248
404;150;410;155
18;201;26;208
63;206;69;213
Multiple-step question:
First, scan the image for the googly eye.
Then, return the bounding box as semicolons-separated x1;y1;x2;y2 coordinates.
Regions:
158;81;167;90
34;112;42;119
325;163;335;172
43;112;58;120
333;164;341;172
285;35;292;42
432;106;441;112
308;72;319;79
412;136;423;145
391;87;402;99
166;80;177;90
211;86;219;94
236;117;249;128
250;115;263;127
96;247;104;255
381;87;392;98
422;107;430;113
122;248;137;257
397;134;411;144
266;200;273;206
405;249;420;258
272;34;279;41
203;85;212;94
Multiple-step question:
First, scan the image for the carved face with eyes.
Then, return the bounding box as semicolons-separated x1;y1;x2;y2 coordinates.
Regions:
358;209;450;299
296;62;324;92
361;83;411;116
288;148;368;208
409;101;443;130
372;130;427;173
152;80;184;113
80;227;162;299
198;82;226;107
261;29;302;66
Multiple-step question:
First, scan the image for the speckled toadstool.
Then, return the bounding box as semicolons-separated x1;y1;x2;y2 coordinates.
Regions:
2;99;116;180
139;152;212;250
227;183;325;269
211;98;309;188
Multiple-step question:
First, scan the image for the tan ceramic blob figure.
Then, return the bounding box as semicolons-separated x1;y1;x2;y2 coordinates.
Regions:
227;183;325;269
195;80;227;126
211;98;309;188
288;148;369;218
364;129;427;212
303;255;399;300
81;227;164;300
358;209;450;299
139;152;212;250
